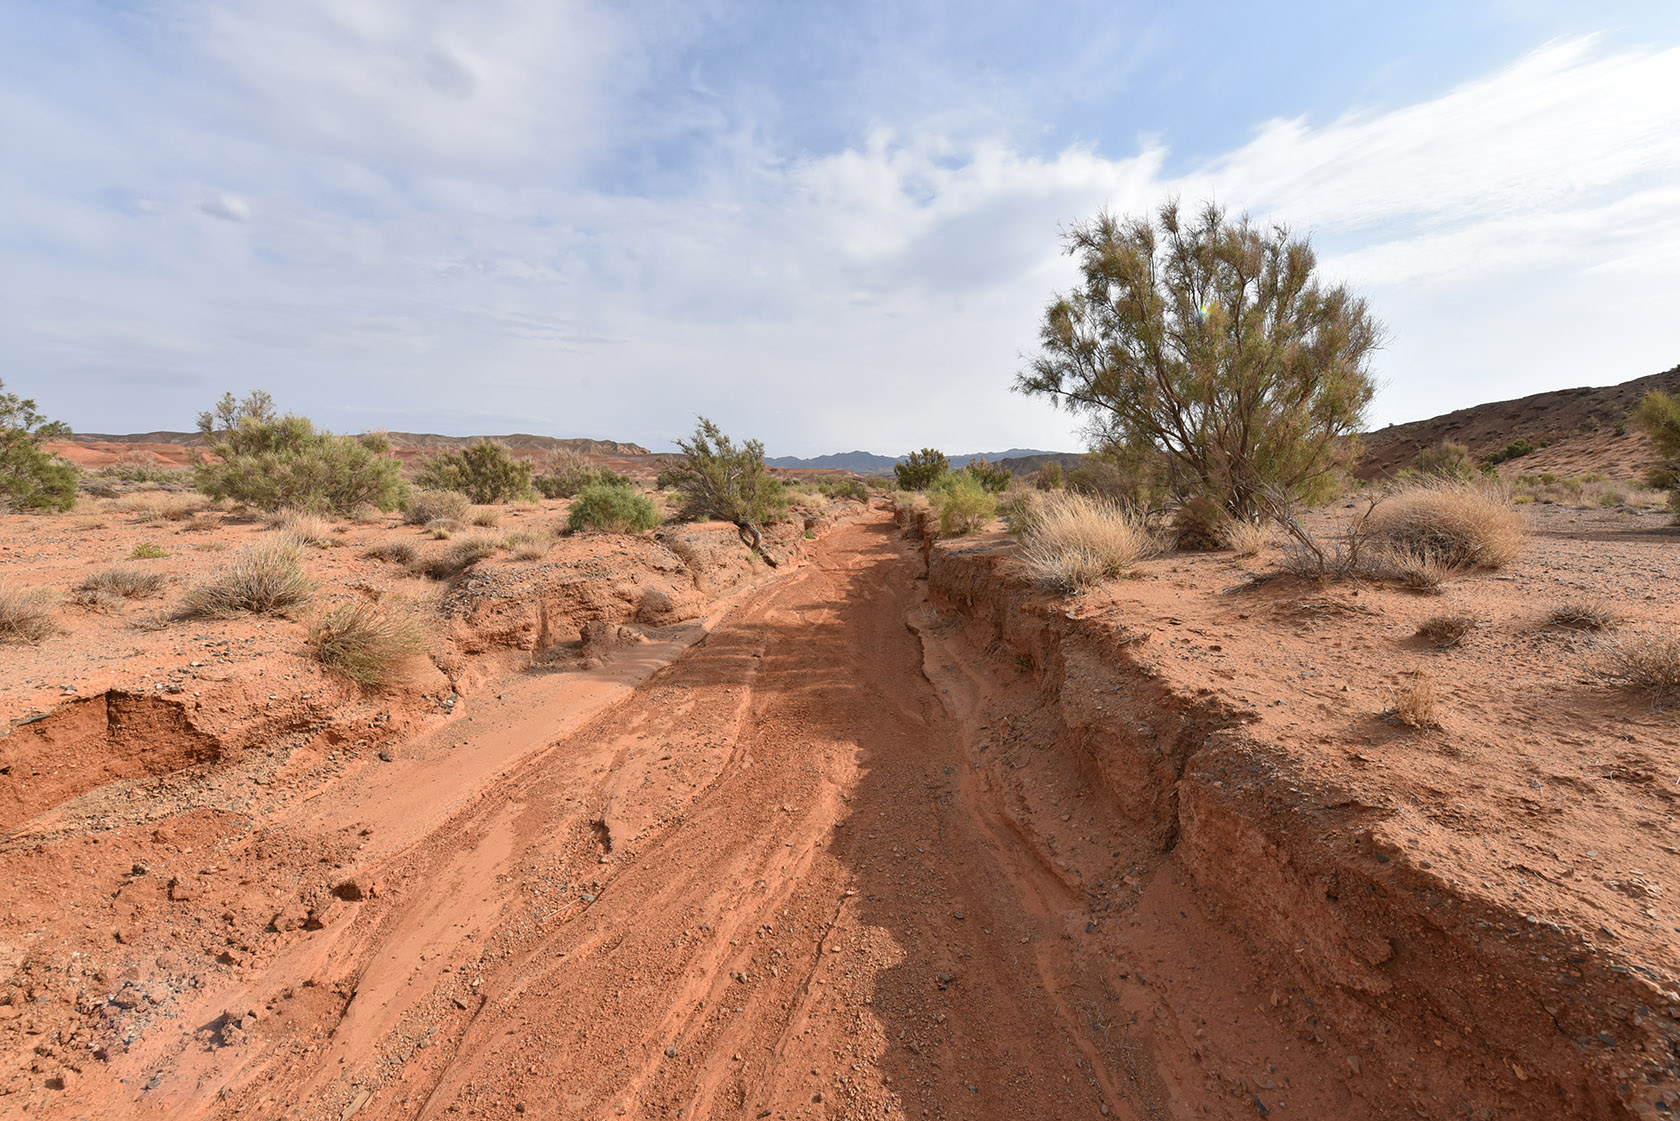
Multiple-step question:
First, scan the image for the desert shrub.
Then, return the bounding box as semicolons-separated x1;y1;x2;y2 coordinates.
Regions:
1634;390;1680;521
405;488;471;526
932;474;999;535
1412;441;1476;481
0;585;60;643
1378;547;1455;592
1598;631;1680;704
182;513;223;533
470;506;502;528
78;566;166;601
1415;614;1474;649
1221;518;1267;556
1035;461;1063;490
194;391;407;514
1017;491;1150;593
365;540;418;566
426;519;457;539
533;450;626;498
1364;481;1525;572
1384;672;1439;728
1172;492;1231;550
666;419;787;560
0;379;79;512
180;540;316;617
1484;437;1535;466
267;508;337;547
894;448;949;491
960;458;1013;494
503;531;549;561
115;491;207;522
567;484;662;534
131;543;168;559
413;440;533;504
1548;599;1615;630
1016;200;1380;524
95;451;188;485
306;600;428;688
414;537;500;579
818;478;869;502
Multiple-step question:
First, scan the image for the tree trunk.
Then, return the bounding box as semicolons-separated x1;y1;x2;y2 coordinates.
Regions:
736;520;778;567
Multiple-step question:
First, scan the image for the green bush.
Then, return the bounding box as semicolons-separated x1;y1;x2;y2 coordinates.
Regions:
1484;437;1535;466
193;391;407;515
1035;462;1063;490
932;473;999;535
960;458;1013;494
1634;390;1680;521
0;379;79;512
413;440;534;504
567;483;662;534
894;448;949;491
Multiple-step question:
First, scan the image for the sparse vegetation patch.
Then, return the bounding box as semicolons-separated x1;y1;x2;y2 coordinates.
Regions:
0;585;59;644
307;600;428;688
180;540;315;617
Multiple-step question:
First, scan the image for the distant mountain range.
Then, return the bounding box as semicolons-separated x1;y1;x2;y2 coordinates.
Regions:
766;448;1079;474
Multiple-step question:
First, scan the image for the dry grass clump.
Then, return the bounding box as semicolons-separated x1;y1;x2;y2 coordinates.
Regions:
405;489;471;526
1017;492;1150;593
181;513;223;533
1365;481;1526;572
1597;631;1680;704
426;519;458;540
1221;519;1267;557
413;537;499;579
503;531;549;561
306;600;428;688
1383;671;1440;728
0;585;60;644
364;541;419;566
179;540;316;617
1415;613;1474;649
266;509;337;547
1548;599;1616;631
77;566;167;601
115;491;208;523
470;506;502;528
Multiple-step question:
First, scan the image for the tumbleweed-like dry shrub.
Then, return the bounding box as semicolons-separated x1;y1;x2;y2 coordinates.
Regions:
1548;599;1616;631
266;508;337;547
1221;519;1268;557
0;585;60;644
306;600;428;687
179;540;316;617
1017;491;1151;593
1597;631;1680;704
1384;671;1440;728
404;488;471;526
77;566;167;601
1365;481;1526;572
364;541;418;567
412;536;499;580
503;531;549;561
1415;613;1475;649
115;491;208;523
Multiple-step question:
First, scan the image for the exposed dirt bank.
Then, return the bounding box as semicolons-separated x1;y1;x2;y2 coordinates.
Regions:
908;498;1680;1119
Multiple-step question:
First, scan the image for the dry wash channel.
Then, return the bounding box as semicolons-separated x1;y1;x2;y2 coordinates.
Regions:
6;508;1671;1120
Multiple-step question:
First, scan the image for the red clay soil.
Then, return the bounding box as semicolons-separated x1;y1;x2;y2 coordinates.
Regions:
3;501;1678;1119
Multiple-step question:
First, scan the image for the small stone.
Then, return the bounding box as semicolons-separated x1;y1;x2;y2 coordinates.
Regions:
664;1045;678;1057
378;750;394;763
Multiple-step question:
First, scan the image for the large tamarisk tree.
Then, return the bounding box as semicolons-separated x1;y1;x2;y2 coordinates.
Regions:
1016;199;1382;534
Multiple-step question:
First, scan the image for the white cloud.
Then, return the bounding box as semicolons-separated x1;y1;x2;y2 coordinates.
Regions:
3;16;1679;453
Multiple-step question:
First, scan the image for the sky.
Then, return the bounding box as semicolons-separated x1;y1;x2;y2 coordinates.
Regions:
3;2;1679;456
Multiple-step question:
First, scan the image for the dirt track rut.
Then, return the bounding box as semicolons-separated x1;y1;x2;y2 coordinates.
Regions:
189;514;1152;1120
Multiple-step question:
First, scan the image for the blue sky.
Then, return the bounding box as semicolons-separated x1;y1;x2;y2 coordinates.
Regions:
3;2;1679;455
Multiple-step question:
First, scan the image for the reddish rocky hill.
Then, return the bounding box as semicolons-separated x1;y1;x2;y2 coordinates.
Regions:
1356;362;1680;480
